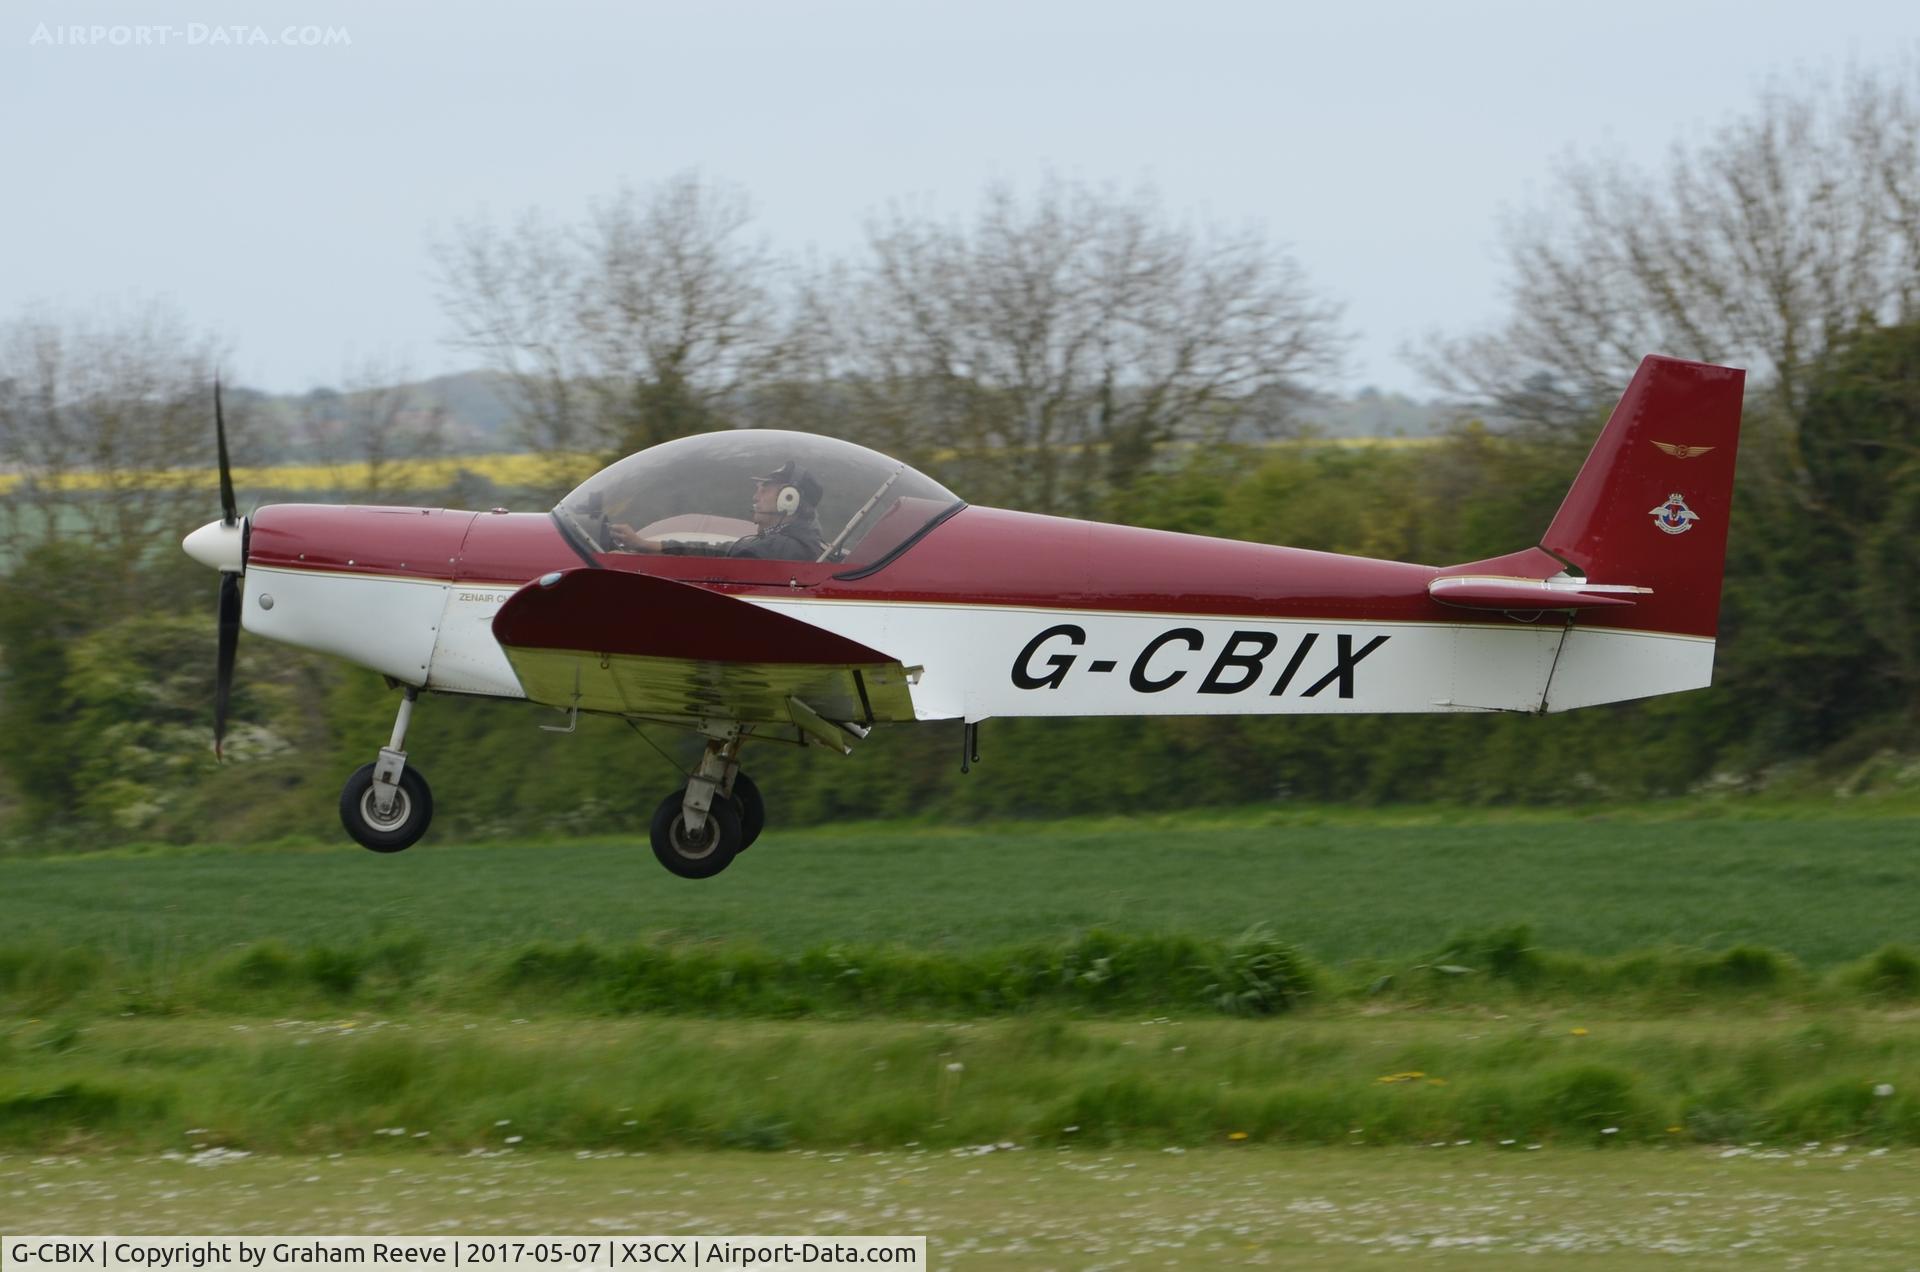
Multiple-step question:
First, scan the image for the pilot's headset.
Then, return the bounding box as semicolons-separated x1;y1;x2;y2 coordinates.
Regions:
757;461;819;516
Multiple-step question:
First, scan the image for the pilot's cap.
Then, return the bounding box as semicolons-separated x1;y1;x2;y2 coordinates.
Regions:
754;460;823;510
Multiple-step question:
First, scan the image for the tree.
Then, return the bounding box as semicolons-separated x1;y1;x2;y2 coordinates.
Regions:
298;357;448;500
435;172;777;492
0;541;127;827
1419;64;1920;435
1779;322;1920;733
0;302;229;573
810;180;1344;515
1426;64;1920;752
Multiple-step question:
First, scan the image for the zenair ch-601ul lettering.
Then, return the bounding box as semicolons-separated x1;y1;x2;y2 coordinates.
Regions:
182;355;1743;878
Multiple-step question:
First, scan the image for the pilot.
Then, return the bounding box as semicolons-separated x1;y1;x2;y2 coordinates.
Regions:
729;461;827;561
607;460;827;561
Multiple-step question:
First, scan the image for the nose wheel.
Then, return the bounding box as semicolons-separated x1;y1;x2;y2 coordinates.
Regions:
340;686;434;853
340;762;434;852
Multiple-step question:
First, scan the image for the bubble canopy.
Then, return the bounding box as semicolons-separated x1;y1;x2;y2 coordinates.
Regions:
552;430;963;571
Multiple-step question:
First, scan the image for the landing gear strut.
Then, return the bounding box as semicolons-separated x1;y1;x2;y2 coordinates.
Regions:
340;687;434;853
649;730;758;878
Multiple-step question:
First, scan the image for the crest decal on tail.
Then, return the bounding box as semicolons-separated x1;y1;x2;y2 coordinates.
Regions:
1649;492;1699;535
1652;440;1716;458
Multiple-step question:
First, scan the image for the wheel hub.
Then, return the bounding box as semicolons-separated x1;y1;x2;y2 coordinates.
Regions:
360;786;412;830
670;815;721;859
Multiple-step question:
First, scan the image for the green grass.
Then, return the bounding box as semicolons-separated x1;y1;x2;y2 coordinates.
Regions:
7;1147;1918;1266
2;807;1917;967
6;922;1920;1021
4;806;1919;1170
4;1012;1920;1152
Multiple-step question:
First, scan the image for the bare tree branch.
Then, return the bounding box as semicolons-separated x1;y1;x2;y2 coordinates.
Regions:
1416;63;1920;436
0;301;228;568
815;179;1344;513
435;172;775;493
298;355;448;500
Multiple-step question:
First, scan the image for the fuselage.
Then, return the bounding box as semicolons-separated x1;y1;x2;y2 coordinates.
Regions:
236;502;1711;722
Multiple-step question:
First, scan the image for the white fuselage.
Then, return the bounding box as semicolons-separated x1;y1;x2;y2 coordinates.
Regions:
243;565;1713;722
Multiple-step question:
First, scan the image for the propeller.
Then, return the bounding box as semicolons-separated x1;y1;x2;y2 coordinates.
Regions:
215;570;241;759
217;373;238;528
212;376;243;759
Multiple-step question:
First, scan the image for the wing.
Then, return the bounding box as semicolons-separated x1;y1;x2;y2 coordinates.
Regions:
492;568;917;732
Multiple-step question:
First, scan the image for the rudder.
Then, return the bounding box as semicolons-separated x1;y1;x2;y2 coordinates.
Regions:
1541;356;1745;640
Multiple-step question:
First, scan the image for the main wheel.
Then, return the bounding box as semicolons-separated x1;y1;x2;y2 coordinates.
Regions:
339;763;433;853
650;788;742;879
729;772;766;849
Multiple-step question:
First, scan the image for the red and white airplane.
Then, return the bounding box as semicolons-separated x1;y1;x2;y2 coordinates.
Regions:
183;355;1743;877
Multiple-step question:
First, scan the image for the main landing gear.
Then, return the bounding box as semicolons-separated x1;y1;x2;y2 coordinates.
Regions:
648;729;764;879
340;687;434;853
336;694;768;877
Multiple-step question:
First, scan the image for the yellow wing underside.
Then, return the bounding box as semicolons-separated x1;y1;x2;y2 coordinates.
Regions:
502;645;918;729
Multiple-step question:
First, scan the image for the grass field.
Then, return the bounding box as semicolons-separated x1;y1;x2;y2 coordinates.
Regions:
7;1147;1920;1266
4;1013;1919;1152
4;806;1918;968
6;805;1920;1256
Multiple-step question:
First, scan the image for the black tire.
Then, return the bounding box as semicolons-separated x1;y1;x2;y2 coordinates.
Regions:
650;787;742;879
730;771;766;849
339;762;433;853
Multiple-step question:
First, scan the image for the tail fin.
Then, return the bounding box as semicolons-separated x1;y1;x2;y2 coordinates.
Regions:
1541;355;1745;639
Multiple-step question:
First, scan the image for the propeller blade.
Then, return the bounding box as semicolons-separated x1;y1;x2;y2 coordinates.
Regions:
216;375;238;527
215;570;241;760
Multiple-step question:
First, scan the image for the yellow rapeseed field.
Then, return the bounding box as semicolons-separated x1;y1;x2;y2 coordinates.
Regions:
0;437;1438;498
0;438;1443;499
0;452;602;498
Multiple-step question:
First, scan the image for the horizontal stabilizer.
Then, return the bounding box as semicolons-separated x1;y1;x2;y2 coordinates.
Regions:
1428;576;1646;611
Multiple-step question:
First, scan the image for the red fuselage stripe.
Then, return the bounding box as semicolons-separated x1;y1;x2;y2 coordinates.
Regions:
244;502;1703;634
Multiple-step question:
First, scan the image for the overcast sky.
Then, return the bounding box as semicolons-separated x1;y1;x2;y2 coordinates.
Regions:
5;0;1917;398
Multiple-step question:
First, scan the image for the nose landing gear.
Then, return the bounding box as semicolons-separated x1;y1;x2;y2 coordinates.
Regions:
340;687;434;853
